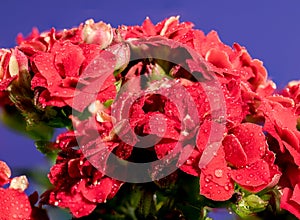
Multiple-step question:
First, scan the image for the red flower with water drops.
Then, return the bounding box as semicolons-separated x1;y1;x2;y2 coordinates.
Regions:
0;161;49;220
31;41;116;111
259;99;300;166
281;80;300;115
199;146;234;201
279;165;300;219
42;131;123;218
121;16;195;46
0;48;28;95
224;123;281;193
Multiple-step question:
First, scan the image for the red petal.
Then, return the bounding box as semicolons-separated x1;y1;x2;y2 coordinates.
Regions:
114;142;133;160
200;172;234;201
53;41;85;78
231;159;270;192
281;127;300;151
223;134;247;167
80;44;102;70
280;187;300;219
107;179;123;199
143;112;180;140
205;48;232;69
0;161;11;186
50;190;96;218
31;72;47;89
201;147;231;186
0;188;32;220
283;141;300;167
48;163;67;185
142;17;157;36
285;165;300;188
96;73;116;103
0;76;16;91
231;123;266;164
196;120;211;153
155;139;178;159
80;177;113;203
179;147;201;176
68;159;82;178
33;52;60;87
291;184;300;204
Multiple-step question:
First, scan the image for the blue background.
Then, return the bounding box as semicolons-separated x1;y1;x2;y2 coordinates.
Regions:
1;1;300;219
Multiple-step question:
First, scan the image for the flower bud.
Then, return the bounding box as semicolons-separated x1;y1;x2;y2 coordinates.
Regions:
83;19;113;49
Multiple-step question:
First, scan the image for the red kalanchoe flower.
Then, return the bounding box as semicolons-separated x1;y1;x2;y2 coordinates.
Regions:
279;165;300;219
0;48;28;95
31;41;116;110
0;161;49;220
43;131;123;218
224;123;281;192
282;80;300;115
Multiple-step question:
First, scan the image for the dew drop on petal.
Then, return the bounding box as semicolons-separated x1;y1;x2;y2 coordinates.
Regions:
214;169;223;178
224;184;231;191
236;175;242;180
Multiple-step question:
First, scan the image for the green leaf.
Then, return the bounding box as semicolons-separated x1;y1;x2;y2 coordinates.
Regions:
104;99;114;108
115;79;123;92
35;140;58;162
26;122;54;141
136;190;155;219
0;106;54;141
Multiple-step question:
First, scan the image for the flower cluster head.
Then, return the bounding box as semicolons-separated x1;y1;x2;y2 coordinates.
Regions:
0;161;49;220
0;16;300;219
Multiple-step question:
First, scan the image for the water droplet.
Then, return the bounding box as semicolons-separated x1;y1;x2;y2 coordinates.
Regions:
205;174;213;182
214;169;223;178
224;184;231;191
236;175;242;180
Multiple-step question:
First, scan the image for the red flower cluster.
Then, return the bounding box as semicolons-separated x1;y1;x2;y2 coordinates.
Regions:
1;16;300;219
0;161;49;220
41;131;123;218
